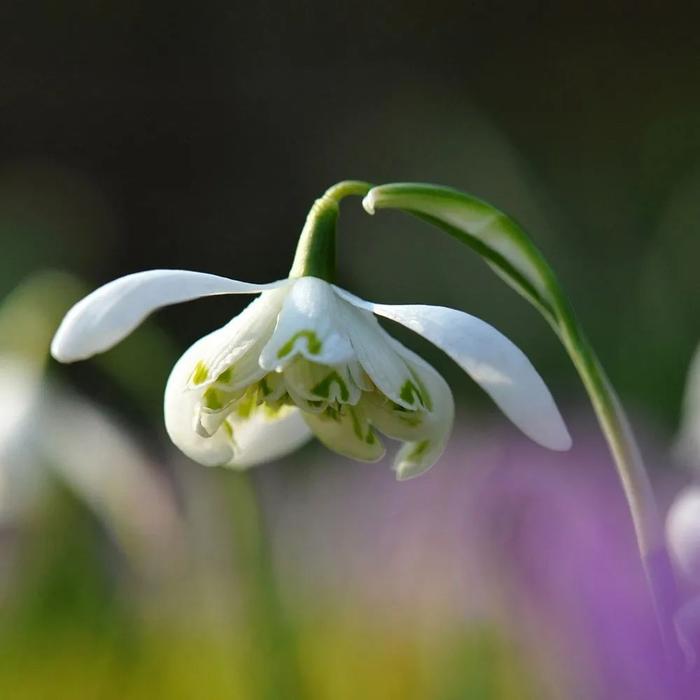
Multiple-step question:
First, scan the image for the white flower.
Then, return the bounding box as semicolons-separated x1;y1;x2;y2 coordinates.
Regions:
52;269;571;480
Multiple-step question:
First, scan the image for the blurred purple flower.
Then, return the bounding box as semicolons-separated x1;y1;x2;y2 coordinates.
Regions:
267;414;698;697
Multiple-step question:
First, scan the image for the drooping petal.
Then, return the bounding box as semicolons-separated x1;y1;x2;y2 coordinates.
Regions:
259;277;354;370
51;269;288;363
335;287;571;452
336;300;426;411
302;405;385;462
165;327;311;468
386;340;455;480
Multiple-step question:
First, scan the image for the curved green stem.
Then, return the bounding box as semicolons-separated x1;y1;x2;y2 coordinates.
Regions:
553;306;680;658
289;181;373;281
361;183;681;659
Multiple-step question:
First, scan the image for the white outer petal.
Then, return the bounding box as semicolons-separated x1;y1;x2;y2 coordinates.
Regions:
227;407;313;469
165;327;311;469
337;301;420;409
51;269;288;363
335;287;571;451
259;277;354;370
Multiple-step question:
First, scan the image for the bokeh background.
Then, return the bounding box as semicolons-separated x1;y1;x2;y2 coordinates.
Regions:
1;3;700;698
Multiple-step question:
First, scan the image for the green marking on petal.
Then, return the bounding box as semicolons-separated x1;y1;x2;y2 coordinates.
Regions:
264;393;294;412
311;370;350;402
408;369;433;411
260;376;272;396
399;380;425;408
324;405;340;421
407;439;431;460
191;360;209;385
348;407;366;441
222;421;234;439
217;367;233;384
235;385;260;419
277;330;322;359
344;406;376;445
262;403;285;418
203;387;224;410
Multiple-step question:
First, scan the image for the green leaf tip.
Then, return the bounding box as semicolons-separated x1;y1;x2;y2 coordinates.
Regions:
362;183;564;324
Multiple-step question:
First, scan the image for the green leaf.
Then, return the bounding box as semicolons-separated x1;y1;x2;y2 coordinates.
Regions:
363;183;565;325
362;181;680;657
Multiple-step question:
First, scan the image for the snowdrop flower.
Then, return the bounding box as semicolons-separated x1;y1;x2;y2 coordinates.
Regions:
52;182;570;479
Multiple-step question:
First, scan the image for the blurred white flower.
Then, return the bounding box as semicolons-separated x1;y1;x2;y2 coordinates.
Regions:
0;273;182;576
667;487;700;584
667;345;700;582
666;348;700;583
0;352;182;575
52;269;570;479
0;355;45;520
666;343;700;665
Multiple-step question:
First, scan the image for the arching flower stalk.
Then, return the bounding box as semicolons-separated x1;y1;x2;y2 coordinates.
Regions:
51;181;570;481
361;182;680;659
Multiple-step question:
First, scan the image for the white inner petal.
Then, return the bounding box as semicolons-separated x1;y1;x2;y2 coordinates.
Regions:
283;358;361;408
387;339;455;480
337;300;427;411
259;277;354;371
302;403;385;463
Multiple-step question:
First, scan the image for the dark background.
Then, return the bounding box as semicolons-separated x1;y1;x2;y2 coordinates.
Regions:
2;2;699;428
